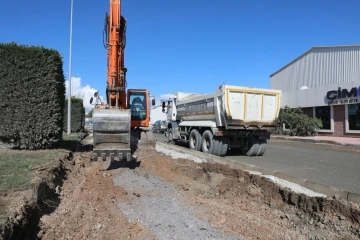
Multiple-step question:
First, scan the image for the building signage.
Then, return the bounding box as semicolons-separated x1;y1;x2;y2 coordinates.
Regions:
326;87;360;105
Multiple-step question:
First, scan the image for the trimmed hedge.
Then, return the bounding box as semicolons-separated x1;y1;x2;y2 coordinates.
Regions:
0;42;66;149
63;97;85;133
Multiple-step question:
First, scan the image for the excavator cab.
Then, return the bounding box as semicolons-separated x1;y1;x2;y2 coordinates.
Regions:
127;89;155;129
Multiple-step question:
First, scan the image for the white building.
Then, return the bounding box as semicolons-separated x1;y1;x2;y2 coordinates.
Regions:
270;44;360;137
150;105;166;124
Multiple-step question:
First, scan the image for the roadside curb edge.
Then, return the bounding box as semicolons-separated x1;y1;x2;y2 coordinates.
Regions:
155;141;360;205
270;136;360;148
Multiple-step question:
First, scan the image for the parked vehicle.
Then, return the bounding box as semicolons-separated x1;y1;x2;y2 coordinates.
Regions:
161;84;281;157
152;120;167;133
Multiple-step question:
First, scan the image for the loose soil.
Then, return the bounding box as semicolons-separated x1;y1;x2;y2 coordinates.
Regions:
138;147;360;240
0;150;72;240
0;132;86;240
38;152;156;240
3;133;360;240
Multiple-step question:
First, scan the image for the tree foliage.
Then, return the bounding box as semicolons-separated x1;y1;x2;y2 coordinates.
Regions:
276;106;323;136
63;97;85;133
87;108;94;118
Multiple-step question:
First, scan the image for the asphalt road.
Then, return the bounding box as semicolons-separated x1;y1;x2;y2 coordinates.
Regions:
152;133;360;195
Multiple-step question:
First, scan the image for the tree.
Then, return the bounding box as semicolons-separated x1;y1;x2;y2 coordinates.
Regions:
87;108;94;118
276;106;323;136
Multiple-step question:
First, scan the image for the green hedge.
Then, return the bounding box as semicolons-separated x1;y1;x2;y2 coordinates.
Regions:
0;42;66;149
63;97;85;133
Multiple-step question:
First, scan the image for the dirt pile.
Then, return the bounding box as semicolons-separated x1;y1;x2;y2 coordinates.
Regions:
37;152;156;240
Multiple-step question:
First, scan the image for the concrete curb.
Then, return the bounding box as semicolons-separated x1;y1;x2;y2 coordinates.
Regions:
155;141;360;205
270;135;360;148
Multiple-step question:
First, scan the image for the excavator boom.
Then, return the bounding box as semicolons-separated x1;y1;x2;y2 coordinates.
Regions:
90;0;155;168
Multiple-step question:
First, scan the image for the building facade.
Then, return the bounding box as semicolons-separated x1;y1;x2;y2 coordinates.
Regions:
150;105;166;124
270;45;360;137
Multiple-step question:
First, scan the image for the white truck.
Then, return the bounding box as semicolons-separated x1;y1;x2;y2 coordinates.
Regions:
161;84;281;157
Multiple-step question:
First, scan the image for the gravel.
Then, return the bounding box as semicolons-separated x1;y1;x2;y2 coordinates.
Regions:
113;169;242;240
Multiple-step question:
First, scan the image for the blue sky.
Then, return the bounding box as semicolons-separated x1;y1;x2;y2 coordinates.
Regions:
1;0;359;110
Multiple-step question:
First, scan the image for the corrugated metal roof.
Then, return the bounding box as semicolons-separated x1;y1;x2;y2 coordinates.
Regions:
270;44;360;77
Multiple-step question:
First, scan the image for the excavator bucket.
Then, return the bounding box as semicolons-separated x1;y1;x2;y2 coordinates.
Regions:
92;108;132;170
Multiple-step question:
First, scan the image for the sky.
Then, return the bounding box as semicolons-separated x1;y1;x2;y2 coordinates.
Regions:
1;0;359;112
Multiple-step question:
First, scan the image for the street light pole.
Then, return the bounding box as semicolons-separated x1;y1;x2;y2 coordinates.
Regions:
67;0;74;135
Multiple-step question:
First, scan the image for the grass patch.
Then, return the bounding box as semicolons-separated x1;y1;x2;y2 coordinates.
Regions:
57;131;87;152
62;131;86;141
0;149;63;191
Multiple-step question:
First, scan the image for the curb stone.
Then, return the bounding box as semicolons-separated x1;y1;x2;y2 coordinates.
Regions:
270;136;360;148
155;141;360;205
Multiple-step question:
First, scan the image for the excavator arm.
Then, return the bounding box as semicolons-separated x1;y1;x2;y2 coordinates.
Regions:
90;0;155;169
104;0;127;108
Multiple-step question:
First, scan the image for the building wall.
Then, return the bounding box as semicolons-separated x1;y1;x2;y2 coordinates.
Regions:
271;46;360;137
271;46;360;92
301;107;313;117
150;105;166;124
280;80;360;108
333;105;345;136
294;104;360;137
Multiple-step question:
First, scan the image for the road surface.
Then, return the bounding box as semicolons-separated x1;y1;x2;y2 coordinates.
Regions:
152;133;360;195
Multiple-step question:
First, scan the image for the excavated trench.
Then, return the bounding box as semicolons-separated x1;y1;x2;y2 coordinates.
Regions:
2;134;360;240
0;151;74;240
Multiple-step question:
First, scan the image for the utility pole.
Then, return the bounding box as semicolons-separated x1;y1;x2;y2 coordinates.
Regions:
67;0;74;135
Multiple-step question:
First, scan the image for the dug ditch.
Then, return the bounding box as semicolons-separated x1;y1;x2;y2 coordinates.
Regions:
0;151;74;240
3;134;360;240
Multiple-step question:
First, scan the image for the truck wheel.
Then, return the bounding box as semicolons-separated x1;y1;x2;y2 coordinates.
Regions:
201;130;215;154
212;137;229;157
244;142;260;157
256;140;267;156
167;130;173;143
189;129;201;151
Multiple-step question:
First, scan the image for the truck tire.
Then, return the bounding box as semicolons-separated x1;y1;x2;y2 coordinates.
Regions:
189;129;201;151
167;130;173;143
212;137;229;157
201;130;215;154
244;142;260;157
256;140;267;156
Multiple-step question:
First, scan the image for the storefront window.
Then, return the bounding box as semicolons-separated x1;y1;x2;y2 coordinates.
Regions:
315;106;331;130
348;104;360;131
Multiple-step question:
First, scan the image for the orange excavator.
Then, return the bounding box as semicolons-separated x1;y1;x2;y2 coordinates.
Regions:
90;0;155;169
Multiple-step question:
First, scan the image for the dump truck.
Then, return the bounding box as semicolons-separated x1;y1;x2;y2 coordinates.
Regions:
161;84;282;157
